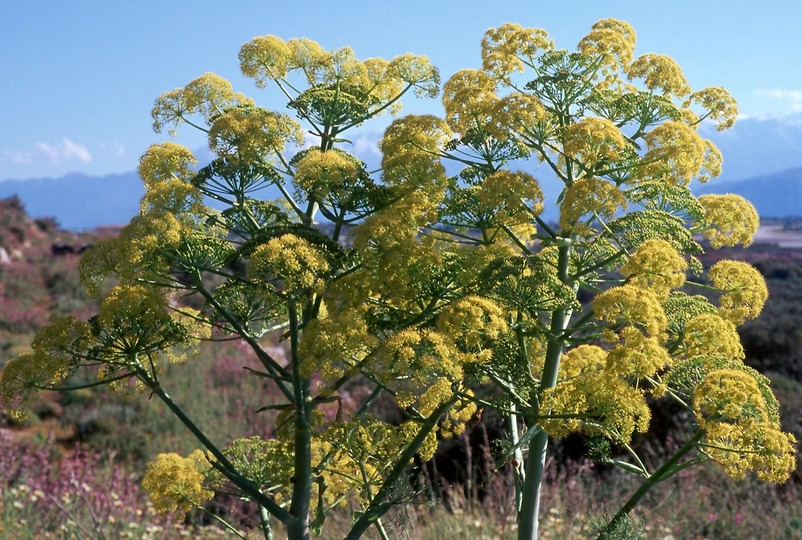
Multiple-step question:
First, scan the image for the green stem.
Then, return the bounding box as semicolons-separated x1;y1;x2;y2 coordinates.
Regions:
148;383;292;523
287;303;313;540
596;429;705;539
260;504;273;540
510;403;526;511
518;244;574;540
346;396;458;539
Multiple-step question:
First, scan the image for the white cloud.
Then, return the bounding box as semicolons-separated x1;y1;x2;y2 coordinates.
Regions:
754;89;802;112
34;138;92;164
101;140;125;157
4;150;34;164
352;132;382;159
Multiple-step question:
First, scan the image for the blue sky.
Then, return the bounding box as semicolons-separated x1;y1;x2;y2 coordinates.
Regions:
3;1;802;181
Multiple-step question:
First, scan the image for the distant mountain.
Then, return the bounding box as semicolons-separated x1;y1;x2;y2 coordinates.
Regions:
694;167;802;218
702;114;802;181
3;114;802;230
0;172;143;230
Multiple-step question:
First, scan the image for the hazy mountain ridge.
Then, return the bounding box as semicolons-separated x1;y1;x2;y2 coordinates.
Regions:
3;113;802;229
694;167;802;218
3;165;802;230
0;172;143;230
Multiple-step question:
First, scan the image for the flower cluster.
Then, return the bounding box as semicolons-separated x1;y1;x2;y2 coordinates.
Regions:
248;234;331;295
628;54;690;97
681;313;745;361
577;18;637;75
559;177;627;234
481;22;553;77
709;260;768;324
697;194;760;248
693;369;796;482
208;106;303;163
593;284;667;339
142;451;214;516
152;73;252;135
239;34;438;110
621;238;687;298
540;344;651;443
562;116;630;170
442;69;498;135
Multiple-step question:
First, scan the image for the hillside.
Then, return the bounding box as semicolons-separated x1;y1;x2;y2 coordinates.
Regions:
0;196;115;361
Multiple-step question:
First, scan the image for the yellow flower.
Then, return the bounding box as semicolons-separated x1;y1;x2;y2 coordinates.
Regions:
685;87;739;131
388;53;440;98
317;46;366;87
442;69;498;135
593;284;667;339
239;35;293;84
208;106;303;163
560;344;607;380
693;369;769;427
562;116;630;170
152;73;252;135
419;377;454;417
702;419;796;482
628;54;690;97
578;18;637;72
605;326;671;378
79;212;186;293
94;284;206;369
478;169;544;226
399;421;439;462
294;148;361;200
542;371;650;443
299;308;378;382
138;143;197;188
141;180;204;216
248;234;330;294
621;238;687;298
487;92;548;142
709;260;768;325
692;369;797;482
354;194;438;251
481;23;553;77
682;313;744;361
371;329;467;404
287;38;330;82
697;194;759;248
380;115;451;195
640;121;710;184
1;347;74;420
559;177;627;235
142;451;214;516
540;380;586;438
360;57;403;114
435;296;508;351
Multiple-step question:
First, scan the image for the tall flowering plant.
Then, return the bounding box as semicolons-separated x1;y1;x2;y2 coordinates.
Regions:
1;18;795;540
366;18;793;539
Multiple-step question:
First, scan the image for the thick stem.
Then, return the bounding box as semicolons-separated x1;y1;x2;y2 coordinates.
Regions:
518;244;574;540
287;304;313;540
259;504;273;540
510;403;526;511
596;429;705;539
518;428;549;540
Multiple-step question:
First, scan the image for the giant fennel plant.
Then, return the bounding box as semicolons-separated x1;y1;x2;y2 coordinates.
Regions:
1;18;796;540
